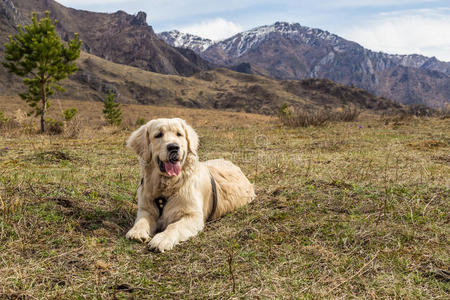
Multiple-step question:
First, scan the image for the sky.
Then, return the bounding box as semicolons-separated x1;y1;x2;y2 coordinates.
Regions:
57;0;450;62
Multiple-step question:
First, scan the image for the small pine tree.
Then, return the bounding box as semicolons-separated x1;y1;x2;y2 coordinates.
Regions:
2;11;81;133
0;110;8;126
103;91;122;126
136;117;145;126
63;108;78;121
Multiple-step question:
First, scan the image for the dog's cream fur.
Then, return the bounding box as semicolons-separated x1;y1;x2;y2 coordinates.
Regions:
126;118;255;252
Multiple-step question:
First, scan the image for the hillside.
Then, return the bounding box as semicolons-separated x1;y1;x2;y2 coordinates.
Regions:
0;100;449;298
160;22;450;108
24;52;405;114
3;0;212;76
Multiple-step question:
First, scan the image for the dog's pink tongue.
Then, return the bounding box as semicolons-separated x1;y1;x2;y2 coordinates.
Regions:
164;161;181;176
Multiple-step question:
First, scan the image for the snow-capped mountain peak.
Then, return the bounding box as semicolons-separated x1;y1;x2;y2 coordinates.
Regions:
157;30;214;52
158;22;342;56
217;21;342;57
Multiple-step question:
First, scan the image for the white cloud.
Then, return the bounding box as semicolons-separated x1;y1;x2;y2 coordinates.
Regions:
180;18;243;41
342;8;450;61
327;0;442;8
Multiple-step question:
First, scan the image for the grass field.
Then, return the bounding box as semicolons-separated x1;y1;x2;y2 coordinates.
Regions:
0;97;449;299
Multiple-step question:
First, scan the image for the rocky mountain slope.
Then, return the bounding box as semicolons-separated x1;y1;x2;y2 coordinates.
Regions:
0;0;26;94
6;0;212;76
159;22;450;108
0;1;416;115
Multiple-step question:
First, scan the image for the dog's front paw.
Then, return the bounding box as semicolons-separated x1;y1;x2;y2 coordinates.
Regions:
126;226;150;243
148;232;176;252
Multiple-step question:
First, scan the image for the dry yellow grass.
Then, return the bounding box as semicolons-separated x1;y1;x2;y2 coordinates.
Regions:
0;96;272;129
0;97;449;299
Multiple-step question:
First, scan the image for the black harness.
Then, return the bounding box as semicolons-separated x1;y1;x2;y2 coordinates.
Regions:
142;174;218;222
154;196;168;217
208;174;218;221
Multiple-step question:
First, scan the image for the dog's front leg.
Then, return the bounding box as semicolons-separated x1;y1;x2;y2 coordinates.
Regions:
149;211;204;252
126;206;157;243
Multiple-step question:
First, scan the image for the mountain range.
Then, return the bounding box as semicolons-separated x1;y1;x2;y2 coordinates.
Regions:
0;0;446;113
159;22;450;108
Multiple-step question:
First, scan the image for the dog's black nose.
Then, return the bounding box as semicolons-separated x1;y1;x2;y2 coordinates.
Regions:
167;143;180;152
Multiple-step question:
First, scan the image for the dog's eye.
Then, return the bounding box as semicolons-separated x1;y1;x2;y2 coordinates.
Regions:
177;132;183;137
154;132;163;138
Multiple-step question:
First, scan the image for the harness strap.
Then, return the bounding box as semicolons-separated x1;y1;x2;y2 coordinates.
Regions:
154;196;167;217
208;173;218;222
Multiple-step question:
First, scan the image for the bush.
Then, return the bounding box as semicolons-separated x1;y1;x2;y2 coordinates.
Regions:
280;108;331;127
0;110;8;127
136;118;146;126
63;108;78;121
279;105;359;127
103;92;122;126
407;104;435;117
64;116;81;138
337;107;360;122
382;104;442;124
45;118;64;135
11;109;34;133
438;106;450;119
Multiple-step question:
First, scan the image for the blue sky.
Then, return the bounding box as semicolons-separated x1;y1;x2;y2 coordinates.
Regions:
57;0;450;61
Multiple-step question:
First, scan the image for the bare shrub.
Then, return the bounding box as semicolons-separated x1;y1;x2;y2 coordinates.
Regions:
0;111;19;133
279;105;359;127
280;108;331;127
0;111;20;134
118;116;135;131
407;104;435;117
14;109;29;124
437;104;450;119
337;107;360;122
381;103;442;124
8;109;35;133
64;116;82;138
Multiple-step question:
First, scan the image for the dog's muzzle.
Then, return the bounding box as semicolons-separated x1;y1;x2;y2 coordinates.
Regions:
157;143;181;175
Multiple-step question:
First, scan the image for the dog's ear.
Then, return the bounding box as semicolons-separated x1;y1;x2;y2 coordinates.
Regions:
180;119;199;156
127;121;152;162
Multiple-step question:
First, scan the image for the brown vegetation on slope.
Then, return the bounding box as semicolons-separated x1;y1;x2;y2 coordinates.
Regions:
1;51;405;115
71;54;407;114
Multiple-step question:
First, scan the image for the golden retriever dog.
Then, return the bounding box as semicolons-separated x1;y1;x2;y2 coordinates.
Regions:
126;118;255;252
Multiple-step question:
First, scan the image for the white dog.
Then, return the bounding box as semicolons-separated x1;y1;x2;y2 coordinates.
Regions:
126;118;255;252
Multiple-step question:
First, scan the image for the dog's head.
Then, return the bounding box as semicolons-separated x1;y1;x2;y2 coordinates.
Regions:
127;118;199;177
